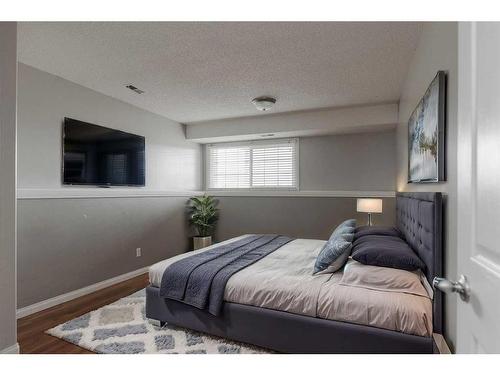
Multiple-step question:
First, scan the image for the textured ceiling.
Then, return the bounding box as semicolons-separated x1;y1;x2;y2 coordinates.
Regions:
18;22;421;123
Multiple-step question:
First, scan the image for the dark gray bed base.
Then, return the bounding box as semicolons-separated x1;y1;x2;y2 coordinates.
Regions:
146;192;442;354
146;286;433;353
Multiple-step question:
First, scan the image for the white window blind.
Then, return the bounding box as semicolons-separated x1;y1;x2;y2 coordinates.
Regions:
207;139;298;190
207;145;251;189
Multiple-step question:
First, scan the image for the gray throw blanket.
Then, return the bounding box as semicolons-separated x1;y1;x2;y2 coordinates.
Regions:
160;234;293;315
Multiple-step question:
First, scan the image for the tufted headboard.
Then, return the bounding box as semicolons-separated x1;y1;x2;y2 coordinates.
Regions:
396;192;443;333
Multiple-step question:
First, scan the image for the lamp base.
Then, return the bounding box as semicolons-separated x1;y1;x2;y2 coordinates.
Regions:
367;213;373;226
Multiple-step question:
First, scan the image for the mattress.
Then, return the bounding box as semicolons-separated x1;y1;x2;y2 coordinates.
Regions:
149;235;433;337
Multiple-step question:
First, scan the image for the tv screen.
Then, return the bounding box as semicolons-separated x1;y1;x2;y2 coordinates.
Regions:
63;118;145;186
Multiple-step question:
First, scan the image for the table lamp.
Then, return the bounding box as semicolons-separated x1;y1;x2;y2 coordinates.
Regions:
356;198;383;226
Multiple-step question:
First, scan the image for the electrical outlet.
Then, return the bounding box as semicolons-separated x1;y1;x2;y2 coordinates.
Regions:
136;248;142;257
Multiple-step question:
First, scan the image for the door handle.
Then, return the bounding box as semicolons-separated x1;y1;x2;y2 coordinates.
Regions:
432;275;470;301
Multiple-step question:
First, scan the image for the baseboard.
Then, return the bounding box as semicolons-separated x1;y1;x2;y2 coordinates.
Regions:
207;190;396;198
16;266;150;319
0;343;20;354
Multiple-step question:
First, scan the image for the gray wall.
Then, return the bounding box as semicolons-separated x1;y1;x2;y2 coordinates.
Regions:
0;22;17;352
17;64;203;308
17;63;202;191
18;197;191;308
214;196;395;242
396;22;458;350
299;131;395;191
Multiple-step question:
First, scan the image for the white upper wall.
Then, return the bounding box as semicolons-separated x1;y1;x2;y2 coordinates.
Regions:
397;23;458;193
187;103;398;143
17;63;203;192
299;131;396;191
17;62;397;197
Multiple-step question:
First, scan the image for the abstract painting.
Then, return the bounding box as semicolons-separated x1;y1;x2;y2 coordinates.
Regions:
408;71;446;183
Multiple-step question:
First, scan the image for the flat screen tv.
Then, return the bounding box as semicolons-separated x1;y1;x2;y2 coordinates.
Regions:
63;118;145;186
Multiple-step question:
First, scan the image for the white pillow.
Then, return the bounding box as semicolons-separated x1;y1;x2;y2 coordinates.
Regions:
340;260;430;298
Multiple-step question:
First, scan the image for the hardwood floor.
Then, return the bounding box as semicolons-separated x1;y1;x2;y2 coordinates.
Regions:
17;273;149;354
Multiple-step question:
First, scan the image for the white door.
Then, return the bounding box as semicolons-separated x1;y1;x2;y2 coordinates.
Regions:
456;22;500;353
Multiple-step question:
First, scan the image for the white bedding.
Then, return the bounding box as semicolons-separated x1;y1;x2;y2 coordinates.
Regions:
149;235;433;337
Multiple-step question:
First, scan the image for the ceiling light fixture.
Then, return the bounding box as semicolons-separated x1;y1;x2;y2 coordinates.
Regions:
251;96;276;112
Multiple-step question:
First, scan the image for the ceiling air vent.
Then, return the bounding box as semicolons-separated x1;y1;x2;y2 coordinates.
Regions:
125;84;145;94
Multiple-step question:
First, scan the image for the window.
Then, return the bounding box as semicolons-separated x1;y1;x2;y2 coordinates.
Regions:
206;139;298;190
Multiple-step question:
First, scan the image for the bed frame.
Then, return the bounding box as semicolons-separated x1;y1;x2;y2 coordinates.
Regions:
146;192;443;353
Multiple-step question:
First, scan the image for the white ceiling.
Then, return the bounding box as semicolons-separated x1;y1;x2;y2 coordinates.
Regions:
18;22;421;123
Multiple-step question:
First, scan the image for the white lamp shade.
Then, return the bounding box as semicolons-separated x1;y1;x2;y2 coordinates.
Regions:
357;198;383;213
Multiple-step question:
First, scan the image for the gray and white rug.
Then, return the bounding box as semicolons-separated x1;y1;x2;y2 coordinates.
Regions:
46;289;272;354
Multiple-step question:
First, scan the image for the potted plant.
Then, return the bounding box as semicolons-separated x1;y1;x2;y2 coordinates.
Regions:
188;194;219;250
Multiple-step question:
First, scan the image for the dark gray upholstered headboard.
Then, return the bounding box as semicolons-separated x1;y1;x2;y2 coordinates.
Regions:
396;192;443;333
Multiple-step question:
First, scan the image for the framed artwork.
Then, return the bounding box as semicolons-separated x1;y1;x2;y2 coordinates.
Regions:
408;71;446;183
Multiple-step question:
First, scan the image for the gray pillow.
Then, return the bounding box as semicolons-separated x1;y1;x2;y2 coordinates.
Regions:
338;218;356;229
353;226;402;241
331;219;357;238
351;236;425;271
313;232;354;275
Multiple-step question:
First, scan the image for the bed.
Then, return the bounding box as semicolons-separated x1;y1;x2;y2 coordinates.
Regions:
146;192;443;353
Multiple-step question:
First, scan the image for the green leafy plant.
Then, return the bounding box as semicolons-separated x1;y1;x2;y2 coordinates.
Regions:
188;194;219;237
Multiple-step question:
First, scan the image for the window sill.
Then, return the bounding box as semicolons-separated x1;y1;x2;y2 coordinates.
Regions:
205;190;395;198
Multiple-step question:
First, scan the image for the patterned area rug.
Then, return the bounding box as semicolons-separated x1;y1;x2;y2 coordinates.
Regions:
46;289;272;354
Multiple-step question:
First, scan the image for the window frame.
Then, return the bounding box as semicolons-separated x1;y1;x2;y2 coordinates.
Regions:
205;138;299;191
